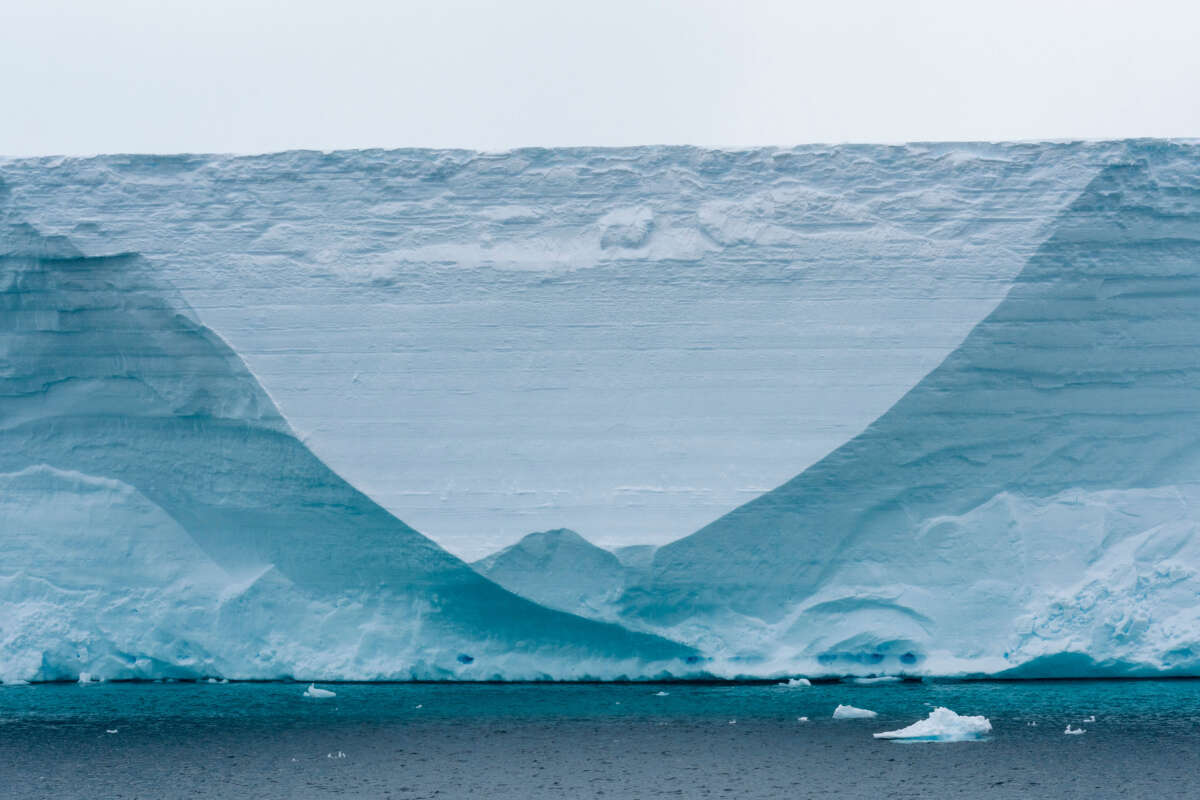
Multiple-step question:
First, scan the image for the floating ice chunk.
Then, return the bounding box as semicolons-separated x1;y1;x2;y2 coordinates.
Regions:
1027;721;1037;727
106;729;118;734
303;683;336;699
833;704;878;719
654;690;670;696
1083;715;1096;723
77;672;94;685
797;716;809;722
1064;725;1086;735
780;678;811;687
873;707;991;741
326;751;346;759
849;676;901;685
3;679;31;686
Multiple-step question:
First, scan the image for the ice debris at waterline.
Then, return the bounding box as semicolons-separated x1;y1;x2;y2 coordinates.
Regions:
781;678;812;687
0;219;696;683
622;144;1200;679
303;684;337;699
1065;725;1087;735
833;705;878;719
873;708;992;741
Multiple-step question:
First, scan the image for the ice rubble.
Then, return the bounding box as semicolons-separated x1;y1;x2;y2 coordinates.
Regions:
873;708;991;741
623;145;1200;678
0;222;695;683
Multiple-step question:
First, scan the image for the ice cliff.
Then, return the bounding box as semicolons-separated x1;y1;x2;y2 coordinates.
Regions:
0;220;695;683
624;143;1200;678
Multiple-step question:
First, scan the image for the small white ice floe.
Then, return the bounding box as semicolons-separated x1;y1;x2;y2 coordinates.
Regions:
3;679;31;686
78;672;94;685
303;684;336;699
326;751;346;759
1083;715;1096;723
106;729;118;734
873;707;991;741
832;704;878;719
728;720;737;725
848;676;901;685
779;678;811;687
1064;725;1086;735
654;691;670;697
797;716;809;722
1027;721;1038;727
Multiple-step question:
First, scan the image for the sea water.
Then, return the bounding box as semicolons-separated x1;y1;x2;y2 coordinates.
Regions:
3;680;1199;798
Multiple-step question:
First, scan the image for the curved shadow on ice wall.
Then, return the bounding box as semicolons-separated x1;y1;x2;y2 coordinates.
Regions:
0;205;697;682
625;141;1200;678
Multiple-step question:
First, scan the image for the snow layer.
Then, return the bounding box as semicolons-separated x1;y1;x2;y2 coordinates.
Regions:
0;144;1109;558
624;142;1200;678
873;708;991;741
0;222;695;683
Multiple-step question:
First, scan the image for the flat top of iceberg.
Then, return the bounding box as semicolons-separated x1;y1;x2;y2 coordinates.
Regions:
874;707;991;741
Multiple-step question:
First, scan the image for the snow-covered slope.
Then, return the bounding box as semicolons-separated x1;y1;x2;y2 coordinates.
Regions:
625;143;1200;677
0;220;696;683
472;529;632;621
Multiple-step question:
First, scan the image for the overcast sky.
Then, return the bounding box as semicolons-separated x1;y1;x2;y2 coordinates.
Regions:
3;0;1198;156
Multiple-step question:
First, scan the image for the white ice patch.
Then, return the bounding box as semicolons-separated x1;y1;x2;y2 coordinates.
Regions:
833;704;878;719
781;678;811;687
873;707;991;741
303;683;336;698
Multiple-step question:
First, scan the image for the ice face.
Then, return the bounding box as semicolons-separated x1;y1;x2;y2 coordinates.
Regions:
626;143;1200;677
0;144;1108;558
471;529;632;621
0;221;696;682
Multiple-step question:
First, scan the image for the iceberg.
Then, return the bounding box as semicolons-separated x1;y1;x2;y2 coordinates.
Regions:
0;221;696;682
303;684;336;699
832;704;878;719
873;707;991;741
626;144;1200;678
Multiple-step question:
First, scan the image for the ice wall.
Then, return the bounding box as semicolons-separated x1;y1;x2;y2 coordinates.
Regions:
0;145;1108;557
626;143;1200;677
0;219;695;682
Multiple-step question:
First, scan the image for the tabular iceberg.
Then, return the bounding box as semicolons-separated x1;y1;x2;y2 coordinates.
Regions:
624;143;1200;677
0;220;696;683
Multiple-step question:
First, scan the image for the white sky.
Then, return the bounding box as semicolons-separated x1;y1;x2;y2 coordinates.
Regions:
2;0;1198;156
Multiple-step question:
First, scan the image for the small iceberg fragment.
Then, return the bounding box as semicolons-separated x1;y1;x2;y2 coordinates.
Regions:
106;729;118;734
848;676;901;685
1064;725;1086;735
1027;721;1038;727
797;716;809;722
2;679;31;686
654;690;670;696
77;672;94;685
1083;715;1096;723
780;678;811;687
873;707;991;741
303;683;336;699
833;704;878;719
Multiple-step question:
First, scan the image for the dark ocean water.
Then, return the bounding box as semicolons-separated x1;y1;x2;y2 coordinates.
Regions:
3;680;1199;799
